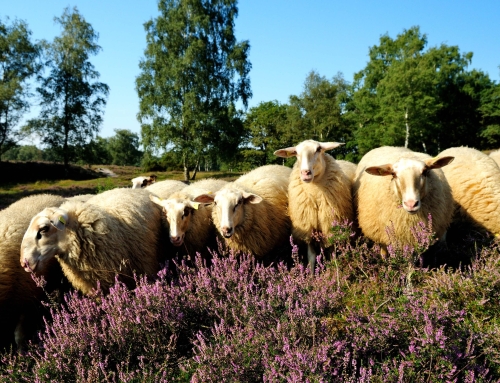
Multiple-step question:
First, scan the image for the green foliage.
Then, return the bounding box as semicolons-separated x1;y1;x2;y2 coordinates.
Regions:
0;18;41;160
107;129;143;166
28;7;109;168
350;26;494;158
136;0;251;180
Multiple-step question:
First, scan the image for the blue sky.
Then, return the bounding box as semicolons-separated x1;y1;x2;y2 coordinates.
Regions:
2;0;500;139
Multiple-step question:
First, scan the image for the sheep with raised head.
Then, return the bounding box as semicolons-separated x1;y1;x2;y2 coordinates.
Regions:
150;178;228;256
439;146;500;235
194;165;291;262
21;188;165;296
353;146;454;254
0;193;67;351
274;140;354;270
131;174;157;189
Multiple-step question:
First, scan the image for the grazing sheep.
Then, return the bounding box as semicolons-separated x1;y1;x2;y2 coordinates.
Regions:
21;188;164;296
150;178;228;256
353;146;454;254
489;149;500;168
131;174;157;189
274;140;354;270
145;179;188;198
0;194;67;351
194;165;291;262
439;146;500;235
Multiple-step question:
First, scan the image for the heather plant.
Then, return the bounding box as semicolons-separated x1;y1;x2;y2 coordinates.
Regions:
1;217;500;382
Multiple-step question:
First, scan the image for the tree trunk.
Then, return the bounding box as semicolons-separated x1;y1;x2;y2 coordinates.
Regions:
183;154;190;181
404;108;410;148
190;158;200;180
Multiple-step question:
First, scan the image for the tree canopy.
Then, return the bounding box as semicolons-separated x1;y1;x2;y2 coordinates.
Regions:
28;7;109;168
0;18;41;161
136;0;251;180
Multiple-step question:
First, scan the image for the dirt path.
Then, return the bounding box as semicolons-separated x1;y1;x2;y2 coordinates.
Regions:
96;168;118;177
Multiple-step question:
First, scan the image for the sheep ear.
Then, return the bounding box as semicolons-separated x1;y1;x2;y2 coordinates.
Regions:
149;194;166;207
188;201;200;210
242;191;263;204
49;209;69;231
425;156;454;170
320;142;344;151
193;194;215;204
365;164;394;177
274;147;297;158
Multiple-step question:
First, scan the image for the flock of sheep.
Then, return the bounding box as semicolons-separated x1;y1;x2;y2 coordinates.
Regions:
2;140;500;352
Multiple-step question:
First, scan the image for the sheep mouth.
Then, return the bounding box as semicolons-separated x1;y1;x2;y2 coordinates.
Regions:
223;232;233;238
22;259;37;273
301;176;313;183
170;238;184;246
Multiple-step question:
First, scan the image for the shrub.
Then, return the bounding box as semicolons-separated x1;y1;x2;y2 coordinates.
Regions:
1;218;499;382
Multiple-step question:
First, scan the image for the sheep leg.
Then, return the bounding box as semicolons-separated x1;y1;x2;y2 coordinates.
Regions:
307;243;316;274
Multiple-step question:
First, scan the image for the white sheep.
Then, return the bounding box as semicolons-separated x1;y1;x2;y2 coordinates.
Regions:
274;140;354;270
353;146;454;254
145;179;187;198
21;188;165;296
0;193;66;351
193;165;291;261
488;149;500;168
150;178;228;256
439;146;500;235
131;174;157;189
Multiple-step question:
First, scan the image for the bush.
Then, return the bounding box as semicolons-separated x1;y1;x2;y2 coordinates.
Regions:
1;219;499;382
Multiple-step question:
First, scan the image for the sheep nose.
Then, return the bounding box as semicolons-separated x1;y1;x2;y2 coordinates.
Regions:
301;169;312;176
221;226;233;238
404;199;419;210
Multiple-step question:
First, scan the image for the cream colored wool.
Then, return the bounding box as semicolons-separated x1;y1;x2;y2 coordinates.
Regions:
0;194;66;351
151;178;228;256
195;165;291;259
21;188;164;295
337;160;357;181
488;149;500;168
66;194;94;203
439;146;500;235
145;179;187;198
353;146;454;248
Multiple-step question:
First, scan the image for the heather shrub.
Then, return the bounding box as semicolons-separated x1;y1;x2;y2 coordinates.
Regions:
1;217;499;382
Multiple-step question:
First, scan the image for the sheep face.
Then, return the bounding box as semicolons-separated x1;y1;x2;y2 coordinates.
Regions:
21;208;69;273
274;140;344;183
194;189;262;238
365;156;454;214
150;195;199;246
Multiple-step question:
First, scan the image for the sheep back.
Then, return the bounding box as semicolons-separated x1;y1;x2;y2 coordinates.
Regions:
439;146;500;235
146;179;187;198
56;188;164;294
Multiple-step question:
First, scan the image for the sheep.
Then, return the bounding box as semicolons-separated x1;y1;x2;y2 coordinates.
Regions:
21;188;165;296
489;149;500;168
150;178;228;256
439;146;500;235
274;140;354;271
353;146;454;254
193;165;291;262
337;159;358;181
145;179;188;198
131;174;157;189
0;193;67;351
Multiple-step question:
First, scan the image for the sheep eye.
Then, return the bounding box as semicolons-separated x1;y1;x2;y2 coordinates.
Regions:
182;208;190;218
316;146;321;153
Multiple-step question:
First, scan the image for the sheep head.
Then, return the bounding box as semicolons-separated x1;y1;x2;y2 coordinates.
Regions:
21;207;69;273
150;194;199;246
365;156;454;214
194;188;262;238
274;140;344;183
